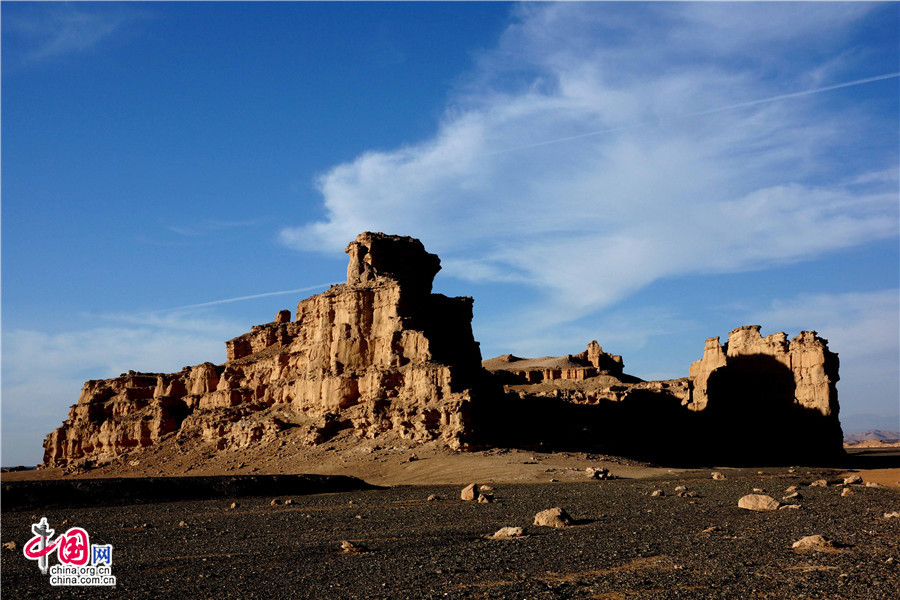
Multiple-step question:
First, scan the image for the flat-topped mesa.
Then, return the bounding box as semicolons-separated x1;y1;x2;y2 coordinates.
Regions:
43;232;483;469
483;341;624;384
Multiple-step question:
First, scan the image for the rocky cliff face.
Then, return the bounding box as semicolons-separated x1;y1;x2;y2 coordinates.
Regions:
43;233;483;468
482;326;843;462
688;325;840;416
41;232;845;470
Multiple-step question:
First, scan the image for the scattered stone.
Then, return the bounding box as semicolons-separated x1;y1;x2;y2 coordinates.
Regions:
355;515;362;520
270;499;280;506
752;488;765;493
533;507;574;528
461;484;479;502
678;491;698;498
711;472;726;480
340;541;368;554
782;492;802;501
674;485;687;492
785;485;799;493
284;499;293;506
865;482;882;488
779;504;802;510
843;474;863;485
479;485;495;502
738;494;780;511
586;467;613;480
698;526;720;534
229;502;238;509
787;467;796;473
491;526;524;539
841;487;854;497
427;494;441;502
179;521;187;527
884;512;900;519
792;535;835;551
651;490;665;497
2;541;16;551
810;479;828;487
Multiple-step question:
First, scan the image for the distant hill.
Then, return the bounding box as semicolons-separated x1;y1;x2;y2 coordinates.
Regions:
843;429;900;446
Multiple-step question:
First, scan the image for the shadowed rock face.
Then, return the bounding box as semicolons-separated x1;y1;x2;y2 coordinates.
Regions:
43;233;484;468
480;326;843;464
41;233;843;470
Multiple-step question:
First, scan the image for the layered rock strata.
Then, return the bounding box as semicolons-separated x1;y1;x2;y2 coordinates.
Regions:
43;233;483;467
483;326;843;461
483;341;624;384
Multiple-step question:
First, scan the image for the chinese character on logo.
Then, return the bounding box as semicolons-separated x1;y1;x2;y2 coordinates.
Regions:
56;528;91;566
91;544;113;566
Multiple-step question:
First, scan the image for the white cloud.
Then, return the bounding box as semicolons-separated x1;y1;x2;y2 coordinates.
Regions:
4;3;145;66
1;312;245;466
281;3;897;331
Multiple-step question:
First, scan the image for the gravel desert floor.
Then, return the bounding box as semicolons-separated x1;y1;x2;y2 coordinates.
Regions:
3;463;899;599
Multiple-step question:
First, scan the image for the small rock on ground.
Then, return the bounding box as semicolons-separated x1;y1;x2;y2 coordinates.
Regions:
533;507;574;528
492;526;524;539
792;535;835;551
738;494;780;511
461;484;479;502
340;541;368;554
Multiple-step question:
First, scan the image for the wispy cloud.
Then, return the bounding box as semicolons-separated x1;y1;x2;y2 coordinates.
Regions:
166;218;272;238
1;311;247;466
281;3;897;337
140;283;336;313
3;3;146;67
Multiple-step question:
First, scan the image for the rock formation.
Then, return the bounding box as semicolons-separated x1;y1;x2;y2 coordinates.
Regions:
43;233;483;468
41;232;844;470
482;341;624;384
687;325;839;416
482;326;843;463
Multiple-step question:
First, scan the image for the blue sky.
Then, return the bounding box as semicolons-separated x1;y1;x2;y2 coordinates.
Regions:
2;2;898;466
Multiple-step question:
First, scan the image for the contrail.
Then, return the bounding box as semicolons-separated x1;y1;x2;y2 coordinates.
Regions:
480;72;899;157
689;72;900;117
156;283;336;312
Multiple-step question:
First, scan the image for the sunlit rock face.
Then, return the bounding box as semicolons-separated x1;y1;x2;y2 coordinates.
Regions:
41;233;844;470
43;233;484;468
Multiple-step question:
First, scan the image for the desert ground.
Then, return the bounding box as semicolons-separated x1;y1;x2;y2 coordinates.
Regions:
3;445;899;599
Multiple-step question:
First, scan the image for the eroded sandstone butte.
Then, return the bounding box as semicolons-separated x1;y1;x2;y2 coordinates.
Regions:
42;232;845;470
43;233;483;468
482;326;843;462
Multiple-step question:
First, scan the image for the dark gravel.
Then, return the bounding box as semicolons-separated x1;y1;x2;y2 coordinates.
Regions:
2;467;898;599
